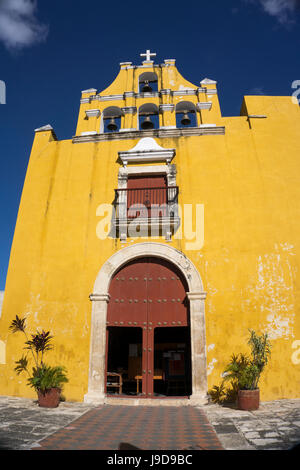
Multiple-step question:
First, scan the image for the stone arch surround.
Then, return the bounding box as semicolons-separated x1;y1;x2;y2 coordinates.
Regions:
84;243;208;405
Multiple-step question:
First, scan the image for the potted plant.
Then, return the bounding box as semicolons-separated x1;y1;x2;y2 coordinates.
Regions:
222;330;272;410
9;315;68;408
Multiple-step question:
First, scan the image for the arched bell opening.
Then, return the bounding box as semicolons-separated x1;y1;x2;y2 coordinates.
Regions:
105;257;192;398
102;106;123;133
139;72;158;93
138;103;159;130
175;101;197;128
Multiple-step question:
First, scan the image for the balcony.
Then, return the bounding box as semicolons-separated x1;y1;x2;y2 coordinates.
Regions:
113;186;180;241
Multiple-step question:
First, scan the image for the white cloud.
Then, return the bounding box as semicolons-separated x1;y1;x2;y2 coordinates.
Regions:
259;0;299;23
0;0;48;50
243;0;300;24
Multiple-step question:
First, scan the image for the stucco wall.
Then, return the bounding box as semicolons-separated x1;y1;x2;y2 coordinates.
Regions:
0;60;299;402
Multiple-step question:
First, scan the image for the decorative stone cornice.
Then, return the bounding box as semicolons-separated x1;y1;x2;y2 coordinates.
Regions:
173;89;197;96
97;94;124;101
160;89;172;95
120;62;132;69
34;124;54;132
124;91;135;98
205;89;217;95
85;109;100;118
200;78;217;85
34;124;57;140
81;131;97;136
164;59;176;65
81;88;97;94
73;126;225;143
82;88;216;105
121;106;137;114
196;102;212;111
118;137;175;166
159;104;174;113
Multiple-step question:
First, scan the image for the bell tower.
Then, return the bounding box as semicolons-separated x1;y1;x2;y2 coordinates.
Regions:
75;49;224;137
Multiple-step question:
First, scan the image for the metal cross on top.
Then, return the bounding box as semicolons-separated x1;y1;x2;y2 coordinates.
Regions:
140;49;156;62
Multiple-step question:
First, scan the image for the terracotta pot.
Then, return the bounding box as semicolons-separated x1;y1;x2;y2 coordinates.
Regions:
37;387;61;408
237;389;260;411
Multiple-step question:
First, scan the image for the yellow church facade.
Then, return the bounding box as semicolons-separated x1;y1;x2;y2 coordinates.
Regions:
0;51;300;404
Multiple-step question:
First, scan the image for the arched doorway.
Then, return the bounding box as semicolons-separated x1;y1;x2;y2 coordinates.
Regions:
84;243;207;405
106;257;192;397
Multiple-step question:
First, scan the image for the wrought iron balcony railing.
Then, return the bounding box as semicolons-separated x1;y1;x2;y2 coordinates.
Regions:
113;186;180;241
114;186;179;220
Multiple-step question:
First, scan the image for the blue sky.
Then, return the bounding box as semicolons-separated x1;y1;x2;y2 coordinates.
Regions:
0;0;299;290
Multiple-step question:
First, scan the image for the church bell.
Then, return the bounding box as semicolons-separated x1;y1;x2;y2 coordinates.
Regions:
181;111;191;126
141;80;152;92
107;117;118;131
141;115;154;130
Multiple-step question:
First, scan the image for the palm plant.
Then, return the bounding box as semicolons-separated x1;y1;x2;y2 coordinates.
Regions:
9;315;68;394
208;329;272;404
223;330;271;391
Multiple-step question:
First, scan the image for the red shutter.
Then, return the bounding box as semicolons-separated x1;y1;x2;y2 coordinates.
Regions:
127;175;167;218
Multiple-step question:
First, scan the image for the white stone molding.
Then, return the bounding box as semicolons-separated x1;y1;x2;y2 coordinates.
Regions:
121;106;137;114
98;94;124;102
205;89;217;95
120;62;132;68
81;130;97;136
173;89;197;97
247;115;267;118
73;126;225;143
200;78;217;85
85;109;100;118
159;104;175;113
34;124;54;132
118;137;175;166
164;59;176;65
81;88;97;94
89;294;110;302
196;102;212;111
84;243;207;405
87;89;204;105
124;92;135;98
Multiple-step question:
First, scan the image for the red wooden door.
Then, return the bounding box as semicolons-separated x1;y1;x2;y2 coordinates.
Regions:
127;175;167;218
107;257;189;397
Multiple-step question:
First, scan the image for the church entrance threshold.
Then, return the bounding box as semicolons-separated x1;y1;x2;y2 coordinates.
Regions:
106;326;191;398
105;257;192;399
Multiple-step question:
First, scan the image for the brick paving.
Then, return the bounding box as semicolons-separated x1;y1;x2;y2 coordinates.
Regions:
32;405;223;450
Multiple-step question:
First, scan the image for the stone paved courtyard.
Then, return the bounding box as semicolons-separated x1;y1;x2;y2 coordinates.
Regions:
0;396;299;450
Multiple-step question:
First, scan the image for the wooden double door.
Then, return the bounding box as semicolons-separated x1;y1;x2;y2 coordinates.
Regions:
106;257;190;397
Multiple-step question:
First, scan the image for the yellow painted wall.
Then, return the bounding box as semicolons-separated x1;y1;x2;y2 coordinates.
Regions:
0;59;300;402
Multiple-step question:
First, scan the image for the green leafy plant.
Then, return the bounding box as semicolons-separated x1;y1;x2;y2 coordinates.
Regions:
223;353;259;390
9;315;68;394
29;365;68;394
208;382;228;404
208;329;272;404
208;379;239;405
